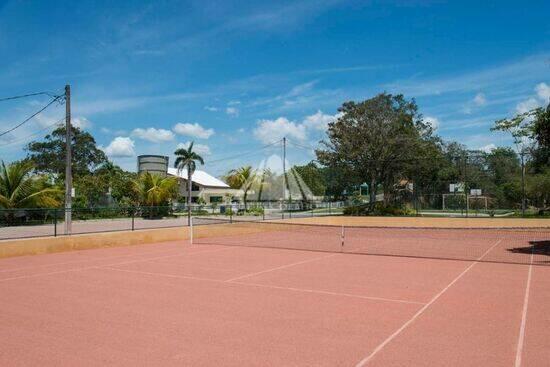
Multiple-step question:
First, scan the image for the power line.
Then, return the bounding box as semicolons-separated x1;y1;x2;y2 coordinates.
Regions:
0;95;63;138
286;138;318;151
205;139;282;165
0;91;59;103
0;117;64;149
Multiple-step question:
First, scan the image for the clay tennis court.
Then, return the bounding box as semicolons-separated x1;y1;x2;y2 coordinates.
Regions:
1;218;549;366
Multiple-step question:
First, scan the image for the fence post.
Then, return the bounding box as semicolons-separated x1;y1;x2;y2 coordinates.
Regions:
131;207;135;231
54;208;57;237
329;201;331;215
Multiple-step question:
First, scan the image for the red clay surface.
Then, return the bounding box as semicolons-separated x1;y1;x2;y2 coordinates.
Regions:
1;237;549;366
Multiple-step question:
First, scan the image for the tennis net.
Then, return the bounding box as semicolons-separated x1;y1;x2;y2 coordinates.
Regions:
190;217;550;266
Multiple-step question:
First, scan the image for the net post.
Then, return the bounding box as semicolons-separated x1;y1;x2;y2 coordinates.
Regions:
189;216;193;245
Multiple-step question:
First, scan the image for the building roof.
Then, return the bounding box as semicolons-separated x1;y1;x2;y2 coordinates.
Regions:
167;167;230;188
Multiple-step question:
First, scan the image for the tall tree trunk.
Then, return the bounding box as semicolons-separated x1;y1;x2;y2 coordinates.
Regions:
187;169;192;226
243;189;248;211
369;178;377;205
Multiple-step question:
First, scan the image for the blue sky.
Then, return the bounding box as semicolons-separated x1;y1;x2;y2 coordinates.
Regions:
0;0;549;175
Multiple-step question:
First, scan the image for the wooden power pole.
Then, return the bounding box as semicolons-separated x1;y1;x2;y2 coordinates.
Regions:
64;84;72;234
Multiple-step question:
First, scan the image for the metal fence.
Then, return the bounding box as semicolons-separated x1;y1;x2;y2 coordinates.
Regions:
0;201;347;241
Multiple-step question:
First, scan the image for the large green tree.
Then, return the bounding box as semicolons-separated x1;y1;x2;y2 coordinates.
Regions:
531;103;550;171
316;93;433;206
25;126;108;178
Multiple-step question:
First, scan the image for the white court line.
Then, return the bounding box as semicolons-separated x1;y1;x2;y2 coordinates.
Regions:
0;246;232;283
224;253;337;282
103;267;220;283
514;250;534;367
231;281;426;305
354;238;504;367
101;265;425;305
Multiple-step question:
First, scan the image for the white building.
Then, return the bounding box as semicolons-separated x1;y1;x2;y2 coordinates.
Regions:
166;167;240;204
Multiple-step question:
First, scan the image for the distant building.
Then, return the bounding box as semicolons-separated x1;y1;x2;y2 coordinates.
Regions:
167;168;240;203
137;156;241;203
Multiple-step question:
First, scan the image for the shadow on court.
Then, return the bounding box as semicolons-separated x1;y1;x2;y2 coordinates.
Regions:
507;240;550;259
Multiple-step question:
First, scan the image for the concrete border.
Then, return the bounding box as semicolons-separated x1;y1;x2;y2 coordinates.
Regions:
0;227;189;259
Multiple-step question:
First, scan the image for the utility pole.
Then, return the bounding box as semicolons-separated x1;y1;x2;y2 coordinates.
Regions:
282;137;287;203
520;150;526;216
64;84;72;234
463;154;468;218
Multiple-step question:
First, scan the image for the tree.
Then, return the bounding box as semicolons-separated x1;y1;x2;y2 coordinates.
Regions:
316;93;432;208
225;166;256;210
485;148;520;186
132;172;178;207
0;161;61;209
492;108;539;213
174;142;205;224
531;103;550;171
25;126;107;178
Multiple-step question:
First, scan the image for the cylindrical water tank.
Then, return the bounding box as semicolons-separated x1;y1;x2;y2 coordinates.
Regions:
137;155;169;176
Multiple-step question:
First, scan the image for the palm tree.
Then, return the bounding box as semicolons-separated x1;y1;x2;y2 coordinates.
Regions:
225;166;256;211
0;161;60;209
132;172;178;217
174;142;205;225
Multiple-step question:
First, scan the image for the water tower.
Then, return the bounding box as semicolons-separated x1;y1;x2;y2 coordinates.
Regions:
137;155;169;176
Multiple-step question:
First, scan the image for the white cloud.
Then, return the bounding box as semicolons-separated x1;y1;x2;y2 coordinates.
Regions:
424;116;440;130
480;143;496;153
227;100;241;106
226;107;239;116
131;127;174;143
173;122;214;139
535;82;550;103
253;117;307;144
516;97;540;114
473;93;487;106
102;137;135;157
176;141;211;155
302;110;341;131
204;106;219;112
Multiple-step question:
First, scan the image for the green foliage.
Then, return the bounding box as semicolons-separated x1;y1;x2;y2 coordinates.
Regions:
317;93;435;204
526;169;550;211
0;161;61;209
73;174;109;208
224;166;256;209
174;142;205;219
531;104;550;171
246;206;264;216
25;126;107;178
343;202;415;216
133;172;178;207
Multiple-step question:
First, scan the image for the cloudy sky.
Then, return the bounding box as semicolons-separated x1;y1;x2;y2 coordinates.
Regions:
0;0;548;175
